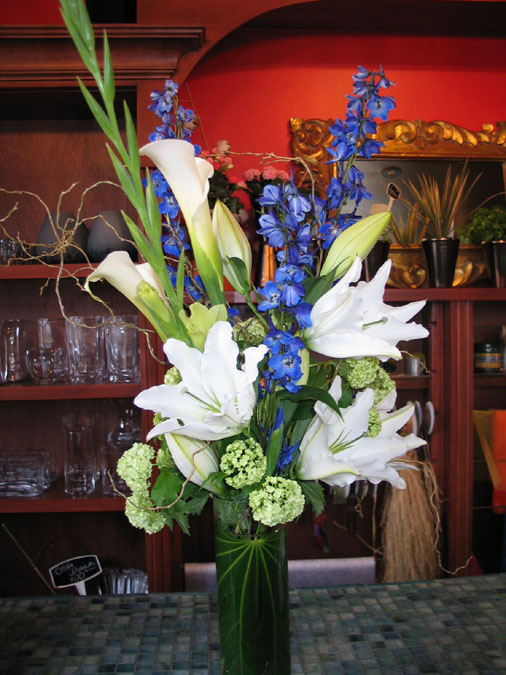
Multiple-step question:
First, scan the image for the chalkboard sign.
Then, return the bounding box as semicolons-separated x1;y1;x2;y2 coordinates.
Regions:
49;555;102;595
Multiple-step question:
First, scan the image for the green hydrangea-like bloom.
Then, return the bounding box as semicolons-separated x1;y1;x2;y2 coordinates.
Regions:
117;442;155;494
156;445;175;471
339;357;379;389
249;477;305;527
367;406;382;437
372;367;395;405
125;492;165;534
220;438;266;489
164;366;181;385
233;317;266;348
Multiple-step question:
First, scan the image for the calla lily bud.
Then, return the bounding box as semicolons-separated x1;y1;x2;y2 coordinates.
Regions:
321;211;392;280
178;302;228;351
212;199;252;295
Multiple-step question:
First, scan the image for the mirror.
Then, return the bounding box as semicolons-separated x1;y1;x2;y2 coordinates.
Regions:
290;118;506;226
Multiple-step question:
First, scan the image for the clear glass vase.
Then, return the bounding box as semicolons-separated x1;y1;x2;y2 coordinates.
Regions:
213;497;291;675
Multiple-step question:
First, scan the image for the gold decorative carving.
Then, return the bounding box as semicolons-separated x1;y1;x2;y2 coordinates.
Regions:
290;117;506;195
374;119;506;158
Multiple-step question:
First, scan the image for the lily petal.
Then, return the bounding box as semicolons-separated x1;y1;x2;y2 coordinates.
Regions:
165;433;219;493
135;321;267;442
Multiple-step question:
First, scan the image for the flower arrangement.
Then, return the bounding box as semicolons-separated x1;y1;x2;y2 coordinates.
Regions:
61;1;428;669
61;0;428;532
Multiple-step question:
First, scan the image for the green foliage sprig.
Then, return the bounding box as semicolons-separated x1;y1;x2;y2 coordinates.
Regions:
59;0;189;342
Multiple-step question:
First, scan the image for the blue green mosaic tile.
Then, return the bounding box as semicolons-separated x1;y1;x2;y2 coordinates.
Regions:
0;574;506;673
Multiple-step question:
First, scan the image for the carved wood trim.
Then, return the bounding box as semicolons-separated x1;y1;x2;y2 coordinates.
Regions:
290;116;506;194
0;26;205;87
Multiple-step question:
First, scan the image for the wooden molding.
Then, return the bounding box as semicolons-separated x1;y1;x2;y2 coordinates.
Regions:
0;25;205;87
290;116;506;194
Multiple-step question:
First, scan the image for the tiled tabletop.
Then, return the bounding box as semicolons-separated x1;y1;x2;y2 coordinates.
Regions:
0;574;505;674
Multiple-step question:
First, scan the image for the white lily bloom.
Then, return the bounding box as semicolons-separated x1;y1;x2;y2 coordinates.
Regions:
165;433;219;493
139;138;224;305
304;257;428;361
296;376;426;489
135;321;268;441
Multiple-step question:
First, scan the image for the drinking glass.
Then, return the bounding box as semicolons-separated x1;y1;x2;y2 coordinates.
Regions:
25;347;64;384
104;315;139;383
63;412;97;497
65;316;105;384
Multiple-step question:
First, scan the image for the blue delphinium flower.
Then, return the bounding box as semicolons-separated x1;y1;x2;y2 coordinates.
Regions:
263;330;305;394
258;281;282;311
276;438;300;473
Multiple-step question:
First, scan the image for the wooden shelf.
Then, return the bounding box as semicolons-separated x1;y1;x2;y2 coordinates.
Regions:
0;262;95;280
385;286;506;302
0;479;126;513
0;382;141;401
474;374;506;388
393;375;430;389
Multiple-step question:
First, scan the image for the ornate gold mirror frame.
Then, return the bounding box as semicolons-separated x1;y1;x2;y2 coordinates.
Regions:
290;118;506;196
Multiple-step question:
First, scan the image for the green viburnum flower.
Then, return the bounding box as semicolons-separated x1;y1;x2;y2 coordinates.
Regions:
248;477;305;527
125;492;165;534
233;317;266;349
339;357;380;389
117;442;155;494
164;366;181;385
156;445;175;471
372;367;395;405
220;438;266;489
367;406;381;437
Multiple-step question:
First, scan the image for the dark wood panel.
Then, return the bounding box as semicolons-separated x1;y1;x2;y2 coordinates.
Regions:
1;511;146;596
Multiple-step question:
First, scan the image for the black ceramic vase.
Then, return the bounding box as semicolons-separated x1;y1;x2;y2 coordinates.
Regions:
484;241;506;288
36;212;89;263
361;240;391;281
87;210;138;263
422;237;460;288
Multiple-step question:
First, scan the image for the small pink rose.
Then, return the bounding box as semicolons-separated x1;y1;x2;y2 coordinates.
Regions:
244;169;261;181
261;166;277;180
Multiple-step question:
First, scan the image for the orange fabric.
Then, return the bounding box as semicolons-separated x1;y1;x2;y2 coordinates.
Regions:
491;411;506;513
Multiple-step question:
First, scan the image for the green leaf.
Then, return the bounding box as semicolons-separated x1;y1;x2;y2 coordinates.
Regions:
278;384;341;416
77;80;114;138
299;480;325;515
151;470;183;508
215;524;290;672
124;102;140;175
265;418;284;476
102;31;115;101
303;273;333;305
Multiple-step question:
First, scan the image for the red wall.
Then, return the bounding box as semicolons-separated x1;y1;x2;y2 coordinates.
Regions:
182;29;506;176
0;0;63;24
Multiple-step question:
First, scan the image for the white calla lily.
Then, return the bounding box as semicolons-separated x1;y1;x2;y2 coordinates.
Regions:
304;257;428;361
85;250;178;340
135;321;268;441
164;433;219;493
139;138;225;306
296;376;426;489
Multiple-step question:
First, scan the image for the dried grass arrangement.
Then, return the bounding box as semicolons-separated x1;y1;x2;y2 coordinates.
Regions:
380;451;441;582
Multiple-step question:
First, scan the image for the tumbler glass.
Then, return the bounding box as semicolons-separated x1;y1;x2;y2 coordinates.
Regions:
65;316;105;384
63;412;97;497
104;315;139;383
